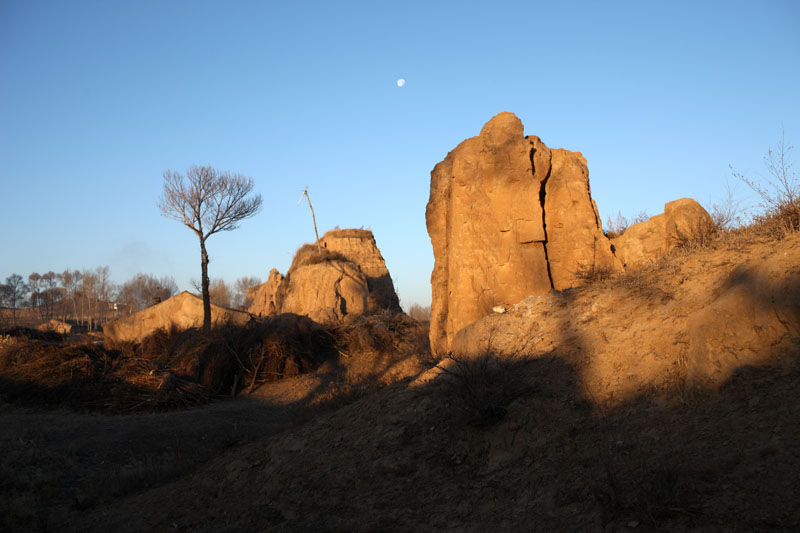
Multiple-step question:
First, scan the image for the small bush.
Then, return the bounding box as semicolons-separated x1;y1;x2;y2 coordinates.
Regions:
437;353;527;427
575;263;618;284
604;211;630;239
731;129;799;238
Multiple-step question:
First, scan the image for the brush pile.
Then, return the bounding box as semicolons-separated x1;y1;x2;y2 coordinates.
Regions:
0;310;429;413
0;314;337;412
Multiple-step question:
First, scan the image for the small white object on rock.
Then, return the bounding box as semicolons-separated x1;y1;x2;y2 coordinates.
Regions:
492;305;506;314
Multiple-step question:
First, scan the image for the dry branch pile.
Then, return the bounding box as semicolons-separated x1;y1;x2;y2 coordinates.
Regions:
0;310;425;413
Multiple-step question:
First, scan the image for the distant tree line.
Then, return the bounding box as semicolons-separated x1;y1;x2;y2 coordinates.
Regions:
0;268;261;329
407;303;431;322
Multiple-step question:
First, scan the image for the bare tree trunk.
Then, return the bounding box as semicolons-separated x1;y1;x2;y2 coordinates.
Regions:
200;238;211;332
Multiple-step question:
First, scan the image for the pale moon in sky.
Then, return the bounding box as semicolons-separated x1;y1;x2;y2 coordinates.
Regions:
397;78;405;87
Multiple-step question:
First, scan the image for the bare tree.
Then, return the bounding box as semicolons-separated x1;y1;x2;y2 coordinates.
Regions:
40;271;61;320
158;165;262;331
407;303;431;322
28;272;44;320
1;274;29;327
93;266;115;325
209;278;233;308
710;180;745;231
118;273;178;312
58;270;82;324
234;276;262;310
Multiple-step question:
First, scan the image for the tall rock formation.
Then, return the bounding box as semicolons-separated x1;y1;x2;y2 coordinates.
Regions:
246;268;284;316
247;228;401;323
319;229;401;312
426;112;619;356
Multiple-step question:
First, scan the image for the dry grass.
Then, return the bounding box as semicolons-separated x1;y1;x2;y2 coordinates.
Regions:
332;310;431;359
323;227;374;239
747;199;800;239
288;243;348;272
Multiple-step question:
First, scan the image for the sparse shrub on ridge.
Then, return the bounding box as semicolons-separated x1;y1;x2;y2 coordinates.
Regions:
731;129;799;238
437;352;527;427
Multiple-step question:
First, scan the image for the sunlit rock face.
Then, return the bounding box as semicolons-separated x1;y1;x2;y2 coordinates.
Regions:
104;292;251;343
247;228;400;323
426;112;618;356
610;198;715;268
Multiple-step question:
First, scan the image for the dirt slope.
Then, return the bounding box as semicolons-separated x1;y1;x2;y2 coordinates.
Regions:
5;230;800;532
453;230;800;403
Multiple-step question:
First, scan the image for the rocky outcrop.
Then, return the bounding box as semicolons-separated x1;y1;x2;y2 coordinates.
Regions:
611;198;714;267
426;112;619;356
247;229;400;323
246;268;284;316
104;292;251;343
320;229;401;313
280;259;369;323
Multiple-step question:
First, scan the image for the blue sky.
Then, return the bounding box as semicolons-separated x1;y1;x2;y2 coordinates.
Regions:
2;0;798;308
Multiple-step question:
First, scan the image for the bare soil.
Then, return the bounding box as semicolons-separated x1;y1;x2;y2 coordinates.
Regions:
1;228;799;532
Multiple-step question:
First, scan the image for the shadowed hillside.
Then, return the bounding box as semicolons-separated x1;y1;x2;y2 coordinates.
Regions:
1;221;798;531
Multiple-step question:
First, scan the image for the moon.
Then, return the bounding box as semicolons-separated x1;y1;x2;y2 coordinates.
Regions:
397;78;405;87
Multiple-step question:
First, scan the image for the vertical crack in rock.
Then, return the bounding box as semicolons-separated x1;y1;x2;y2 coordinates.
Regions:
532;146;555;290
333;268;346;318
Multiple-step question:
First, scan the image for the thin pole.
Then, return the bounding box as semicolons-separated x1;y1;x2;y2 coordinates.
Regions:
301;187;322;252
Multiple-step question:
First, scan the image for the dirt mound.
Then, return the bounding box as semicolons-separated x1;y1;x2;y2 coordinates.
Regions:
104;291;252;343
452;228;800;401
35;319;72;334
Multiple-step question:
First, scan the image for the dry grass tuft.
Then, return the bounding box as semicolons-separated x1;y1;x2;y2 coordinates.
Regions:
437;353;528;427
288;244;348;272
323;227;374;239
747;200;800;240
